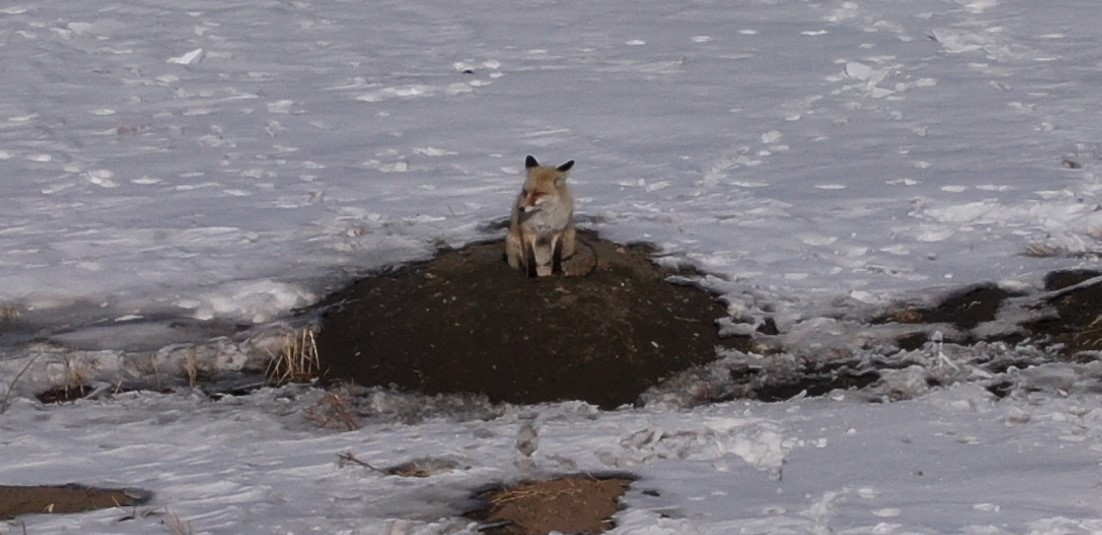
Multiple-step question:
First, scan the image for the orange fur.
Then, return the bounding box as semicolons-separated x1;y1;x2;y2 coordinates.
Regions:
506;155;576;277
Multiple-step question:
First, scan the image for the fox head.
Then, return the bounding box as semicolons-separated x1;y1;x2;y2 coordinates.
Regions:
519;155;574;212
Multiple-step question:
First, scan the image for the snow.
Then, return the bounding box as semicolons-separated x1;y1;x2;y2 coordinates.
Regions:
4;387;1102;533
3;0;1102;533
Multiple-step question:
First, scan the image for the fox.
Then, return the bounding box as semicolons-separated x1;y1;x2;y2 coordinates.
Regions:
505;155;577;277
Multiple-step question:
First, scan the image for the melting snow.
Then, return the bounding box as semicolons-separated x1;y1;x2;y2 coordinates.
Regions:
3;0;1102;532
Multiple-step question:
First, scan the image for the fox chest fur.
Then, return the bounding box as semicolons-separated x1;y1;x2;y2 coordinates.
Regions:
506;155;577;277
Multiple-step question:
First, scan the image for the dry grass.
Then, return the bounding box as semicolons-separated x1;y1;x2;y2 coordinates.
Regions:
151;355;163;391
336;451;386;473
1071;314;1102;351
336;451;460;477
1023;242;1064;258
62;355;86;386
1023;241;1102;259
184;350;200;390
0;305;19;322
489;480;587;506
264;328;322;385
1;355;40;414
884;308;924;324
165;508;193;535
54;354;89;400
305;389;359;431
471;475;633;535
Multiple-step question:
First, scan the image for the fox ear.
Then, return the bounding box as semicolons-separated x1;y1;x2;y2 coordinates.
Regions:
557;160;575;173
525;155;539;169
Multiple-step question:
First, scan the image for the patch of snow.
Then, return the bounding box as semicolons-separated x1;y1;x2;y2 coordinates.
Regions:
5;0;1102;531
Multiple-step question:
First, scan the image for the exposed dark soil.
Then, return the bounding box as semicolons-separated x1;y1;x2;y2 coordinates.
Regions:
0;484;151;520
1030;269;1102;355
314;222;1102;409
316;230;733;409
878;269;1102;356
35;384;96;404
875;282;1026;351
465;474;633;535
876;282;1021;332
33;383;179;405
732;362;883;403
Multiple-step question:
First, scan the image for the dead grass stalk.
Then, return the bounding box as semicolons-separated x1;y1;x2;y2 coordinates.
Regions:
264;328;322;385
305;390;359;431
1;355;41;414
166;508;193;535
184;350;199;390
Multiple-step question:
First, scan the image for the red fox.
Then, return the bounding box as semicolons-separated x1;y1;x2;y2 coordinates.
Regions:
506;155;576;277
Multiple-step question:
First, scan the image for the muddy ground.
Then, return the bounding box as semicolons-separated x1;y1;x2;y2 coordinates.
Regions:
316;230;1102;409
316;230;734;409
0;484;150;521
465;473;634;535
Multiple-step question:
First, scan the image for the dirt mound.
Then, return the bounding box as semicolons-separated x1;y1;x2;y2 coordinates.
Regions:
465;474;633;535
0;484;151;520
315;230;727;409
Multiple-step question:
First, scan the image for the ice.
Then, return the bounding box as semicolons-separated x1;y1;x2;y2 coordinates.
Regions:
844;61;876;81
166;47;205;65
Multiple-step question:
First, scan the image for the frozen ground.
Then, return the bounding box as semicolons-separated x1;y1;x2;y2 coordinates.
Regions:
3;0;1102;532
4;0;1102;336
4;382;1102;534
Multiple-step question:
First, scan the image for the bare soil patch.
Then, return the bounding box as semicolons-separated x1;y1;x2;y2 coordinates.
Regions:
0;484;151;520
878;269;1102;356
35;384;95;404
1028;269;1102;356
313;221;1102;409
465;474;633;535
316;230;731;409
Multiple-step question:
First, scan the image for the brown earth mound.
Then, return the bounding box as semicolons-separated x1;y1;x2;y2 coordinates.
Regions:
316;230;728;409
465;474;633;535
0;484;151;520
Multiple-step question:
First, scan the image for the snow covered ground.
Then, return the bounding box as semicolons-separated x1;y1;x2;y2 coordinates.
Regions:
3;0;1102;532
4;383;1102;534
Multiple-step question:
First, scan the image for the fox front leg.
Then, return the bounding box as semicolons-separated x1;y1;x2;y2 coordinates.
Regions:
551;234;564;275
524;242;538;278
505;231;523;270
